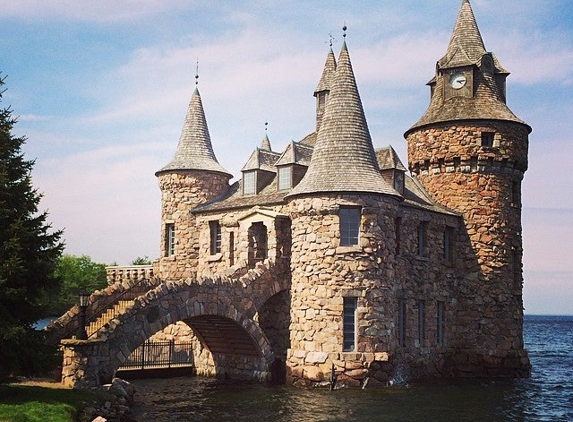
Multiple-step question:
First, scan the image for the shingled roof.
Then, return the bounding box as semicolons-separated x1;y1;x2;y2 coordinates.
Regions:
287;40;399;198
314;47;336;94
156;87;232;177
376;146;407;172
406;0;530;134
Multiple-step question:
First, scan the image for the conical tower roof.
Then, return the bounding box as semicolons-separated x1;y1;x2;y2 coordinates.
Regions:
260;133;272;151
314;47;336;94
288;39;398;198
406;0;530;133
439;0;486;69
156;87;231;177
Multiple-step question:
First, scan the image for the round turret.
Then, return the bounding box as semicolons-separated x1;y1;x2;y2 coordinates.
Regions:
405;0;530;376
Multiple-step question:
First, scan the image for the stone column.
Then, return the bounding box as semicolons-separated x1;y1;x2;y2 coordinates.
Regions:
61;338;112;388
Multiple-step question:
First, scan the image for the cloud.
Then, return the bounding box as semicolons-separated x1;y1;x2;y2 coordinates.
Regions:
33;142;164;264
0;0;196;23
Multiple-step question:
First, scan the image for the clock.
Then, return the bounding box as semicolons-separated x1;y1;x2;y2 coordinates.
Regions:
449;73;467;90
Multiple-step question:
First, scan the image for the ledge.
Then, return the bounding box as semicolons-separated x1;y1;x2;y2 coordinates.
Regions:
336;246;362;254
206;253;223;262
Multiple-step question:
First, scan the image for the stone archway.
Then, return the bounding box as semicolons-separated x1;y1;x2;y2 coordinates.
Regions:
61;280;276;388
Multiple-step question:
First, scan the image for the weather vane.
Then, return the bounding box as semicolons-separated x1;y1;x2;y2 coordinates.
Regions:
327;32;335;48
195;58;199;86
343;23;347;38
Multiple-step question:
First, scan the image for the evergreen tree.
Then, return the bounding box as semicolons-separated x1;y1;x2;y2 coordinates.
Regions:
0;75;64;380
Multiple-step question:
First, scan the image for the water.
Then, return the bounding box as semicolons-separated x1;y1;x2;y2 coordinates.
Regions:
129;315;573;421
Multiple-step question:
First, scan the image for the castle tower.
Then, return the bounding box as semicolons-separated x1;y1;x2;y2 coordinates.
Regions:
155;84;231;280
405;0;530;376
286;35;401;385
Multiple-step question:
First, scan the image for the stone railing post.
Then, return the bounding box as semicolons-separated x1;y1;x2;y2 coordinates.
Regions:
61;338;112;388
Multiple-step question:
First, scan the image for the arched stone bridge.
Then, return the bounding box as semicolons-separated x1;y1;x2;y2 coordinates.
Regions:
59;259;290;388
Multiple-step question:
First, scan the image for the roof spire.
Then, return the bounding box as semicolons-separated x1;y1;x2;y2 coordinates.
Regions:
439;0;486;68
195;58;199;86
288;33;397;198
156;79;231;177
260;122;272;151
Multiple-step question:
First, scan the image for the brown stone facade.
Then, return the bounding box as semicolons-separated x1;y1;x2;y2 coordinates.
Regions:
406;120;530;376
156;170;230;280
60;2;532;387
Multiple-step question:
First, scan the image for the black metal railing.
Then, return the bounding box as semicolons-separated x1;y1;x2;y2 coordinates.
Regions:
119;340;194;370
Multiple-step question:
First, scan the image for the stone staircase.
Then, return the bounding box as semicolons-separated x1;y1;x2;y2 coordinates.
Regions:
87;300;133;337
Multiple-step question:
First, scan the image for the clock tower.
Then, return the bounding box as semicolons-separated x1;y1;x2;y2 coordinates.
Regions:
405;0;531;376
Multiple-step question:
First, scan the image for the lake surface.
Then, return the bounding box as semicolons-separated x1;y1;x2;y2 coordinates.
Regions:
129;315;573;421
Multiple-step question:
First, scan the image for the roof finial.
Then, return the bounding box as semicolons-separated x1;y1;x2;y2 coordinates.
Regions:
195;58;199;86
342;23;347;38
327;32;335;48
265;121;268;133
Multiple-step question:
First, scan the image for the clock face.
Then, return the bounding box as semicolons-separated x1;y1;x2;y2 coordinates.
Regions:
449;73;467;90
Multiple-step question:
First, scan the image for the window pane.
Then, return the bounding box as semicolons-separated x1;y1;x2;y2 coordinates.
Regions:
277;166;291;191
243;171;256;195
165;223;175;257
343;297;357;352
398;298;406;346
437;301;444;346
209;221;221;255
339;208;360;246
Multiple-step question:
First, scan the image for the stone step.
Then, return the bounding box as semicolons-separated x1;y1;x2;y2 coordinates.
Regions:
86;299;134;336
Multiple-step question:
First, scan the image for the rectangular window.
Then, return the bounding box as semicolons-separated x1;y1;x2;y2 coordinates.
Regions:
229;232;235;266
343;297;357;352
418;300;425;345
339;207;360;246
417;222;428;256
277;166;292;191
243;171;256;195
512;181;521;206
209;221;221;255
397;298;406;347
481;131;494;147
395;217;402;255
443;226;454;261
512;247;521;291
165;223;175;257
437;301;444;346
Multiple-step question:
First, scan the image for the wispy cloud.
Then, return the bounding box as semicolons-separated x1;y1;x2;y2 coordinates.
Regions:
0;0;196;23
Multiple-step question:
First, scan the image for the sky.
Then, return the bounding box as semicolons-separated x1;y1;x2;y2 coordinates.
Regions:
1;0;572;315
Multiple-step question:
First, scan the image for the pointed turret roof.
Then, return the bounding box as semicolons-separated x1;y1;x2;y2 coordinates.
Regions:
288;39;399;198
439;0;486;69
259;133;272;151
406;0;530;133
314;47;336;95
156;87;231;177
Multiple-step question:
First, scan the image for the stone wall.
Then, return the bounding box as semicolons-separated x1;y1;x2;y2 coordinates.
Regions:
285;194;463;386
157;170;230;281
406;121;530;376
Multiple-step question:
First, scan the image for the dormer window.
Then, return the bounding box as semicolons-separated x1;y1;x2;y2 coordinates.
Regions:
243;171;256;195
277;166;292;191
393;171;405;194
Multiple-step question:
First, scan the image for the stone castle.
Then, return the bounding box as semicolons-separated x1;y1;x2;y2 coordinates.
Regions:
57;0;530;387
151;0;530;385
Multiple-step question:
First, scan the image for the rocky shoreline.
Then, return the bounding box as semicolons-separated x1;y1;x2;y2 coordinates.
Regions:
80;378;136;422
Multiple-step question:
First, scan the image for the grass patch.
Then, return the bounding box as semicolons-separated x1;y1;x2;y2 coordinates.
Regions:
0;381;107;422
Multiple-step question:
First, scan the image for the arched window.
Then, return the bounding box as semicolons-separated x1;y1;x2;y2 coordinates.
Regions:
248;222;268;268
